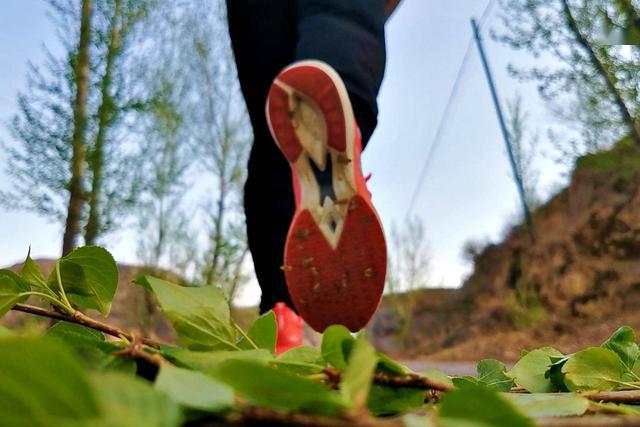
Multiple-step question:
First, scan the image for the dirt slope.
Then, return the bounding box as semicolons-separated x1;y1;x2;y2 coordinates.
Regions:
368;139;640;361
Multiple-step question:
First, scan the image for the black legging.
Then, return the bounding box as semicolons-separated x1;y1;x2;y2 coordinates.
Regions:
226;0;387;313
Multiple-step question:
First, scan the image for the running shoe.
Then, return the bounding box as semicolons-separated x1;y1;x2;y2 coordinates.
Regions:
266;60;387;332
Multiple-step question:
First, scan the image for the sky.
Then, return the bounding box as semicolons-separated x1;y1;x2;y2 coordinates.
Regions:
0;0;567;306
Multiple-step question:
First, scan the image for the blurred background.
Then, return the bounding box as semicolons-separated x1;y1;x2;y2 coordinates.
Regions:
1;0;639;362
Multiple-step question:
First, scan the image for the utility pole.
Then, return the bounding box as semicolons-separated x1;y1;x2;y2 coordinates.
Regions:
471;18;535;242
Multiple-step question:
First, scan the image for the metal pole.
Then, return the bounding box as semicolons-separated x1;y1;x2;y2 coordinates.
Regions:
471;18;535;241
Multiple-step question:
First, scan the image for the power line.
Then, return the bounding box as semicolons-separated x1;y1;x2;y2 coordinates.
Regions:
405;0;498;217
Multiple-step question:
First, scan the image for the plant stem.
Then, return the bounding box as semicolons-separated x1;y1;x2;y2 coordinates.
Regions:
583;390;640;404
54;260;73;309
538;416;640;427
11;303;163;349
232;319;258;350
17;292;72;312
223;406;401;427
322;367;454;392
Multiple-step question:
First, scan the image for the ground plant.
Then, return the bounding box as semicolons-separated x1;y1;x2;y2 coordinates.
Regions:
2;246;640;426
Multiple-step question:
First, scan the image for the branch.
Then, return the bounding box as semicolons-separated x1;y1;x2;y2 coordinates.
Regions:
560;0;640;148
223;406;401;427
12;303;163;349
323;367;454;393
537;416;640;427
583;390;640;404
114;340;169;367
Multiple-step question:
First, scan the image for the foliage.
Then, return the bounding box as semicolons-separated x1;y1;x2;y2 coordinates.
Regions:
1;0;156;250
576;136;640;180
505;274;545;330
494;0;640;163
3;246;640;426
386;216;431;349
134;0;251;298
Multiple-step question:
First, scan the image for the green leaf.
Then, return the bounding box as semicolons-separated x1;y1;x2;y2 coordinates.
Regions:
505;393;590;419
452;376;481;388
477;359;514;391
321;325;355;369
155;365;234;413
44;321;126;371
403;414;437;427
0;269;30;317
632;359;640;380
21;249;47;289
421;368;454;389
367;384;426;416
238;311;276;353
273;346;326;375
377;352;410;375
45;320;119;353
209;359;348;416
340;333;378;410
0;337;100;426
92;372;182;427
510;347;564;393
590;401;640;416
548;357;570;392
439;386;533;427
135;276;236;350
49;246;118;315
562;347;626;392
601;326;640;371
161;346;272;373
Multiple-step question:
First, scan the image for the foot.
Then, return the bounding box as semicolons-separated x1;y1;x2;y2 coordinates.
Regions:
266;60;387;333
274;302;304;355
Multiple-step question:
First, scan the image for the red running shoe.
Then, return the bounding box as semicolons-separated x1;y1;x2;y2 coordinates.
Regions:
266;60;387;333
273;302;304;355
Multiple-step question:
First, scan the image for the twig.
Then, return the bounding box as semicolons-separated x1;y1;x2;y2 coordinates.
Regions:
223;406;401;427
113;337;169;367
537;416;640;427
583;391;640;404
323;367;454;392
12;303;163;349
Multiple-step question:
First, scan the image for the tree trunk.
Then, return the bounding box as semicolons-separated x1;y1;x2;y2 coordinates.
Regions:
561;0;640;148
85;0;122;245
62;0;92;255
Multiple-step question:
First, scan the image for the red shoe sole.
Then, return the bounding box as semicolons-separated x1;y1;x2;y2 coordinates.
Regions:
267;61;387;333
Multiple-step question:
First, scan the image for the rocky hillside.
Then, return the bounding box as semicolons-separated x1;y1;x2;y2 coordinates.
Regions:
372;138;640;361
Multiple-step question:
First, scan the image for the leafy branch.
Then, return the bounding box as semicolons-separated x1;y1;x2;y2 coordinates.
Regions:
5;246;640;426
11;303;163;349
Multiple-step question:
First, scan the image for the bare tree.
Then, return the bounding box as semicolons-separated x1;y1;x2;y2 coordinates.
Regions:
506;93;540;210
177;0;252;301
130;0;252;303
386;216;431;349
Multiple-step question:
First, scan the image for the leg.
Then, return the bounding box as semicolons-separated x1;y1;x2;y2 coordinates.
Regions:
295;0;387;144
226;0;297;313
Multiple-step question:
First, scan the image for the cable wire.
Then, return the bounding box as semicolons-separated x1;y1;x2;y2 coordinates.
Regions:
404;0;498;217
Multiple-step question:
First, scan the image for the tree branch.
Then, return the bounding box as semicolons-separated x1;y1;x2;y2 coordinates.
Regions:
583;390;640;404
561;0;640;148
221;406;402;427
323;367;454;393
11;303;163;349
538;416;640;427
